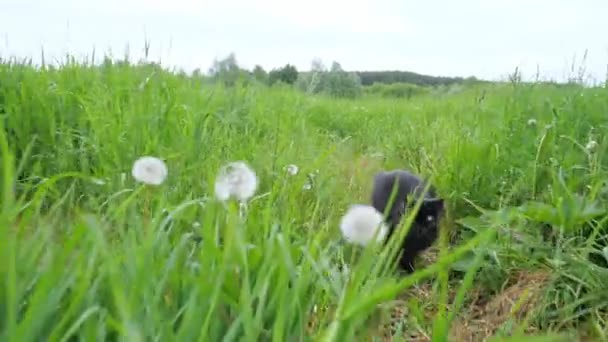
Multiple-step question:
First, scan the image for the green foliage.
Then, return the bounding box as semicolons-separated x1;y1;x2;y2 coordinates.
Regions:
251;65;268;84
208;53;250;86
364;82;431;99
296;60;363;98
1;57;608;341
268;64;298;85
356;70;478;87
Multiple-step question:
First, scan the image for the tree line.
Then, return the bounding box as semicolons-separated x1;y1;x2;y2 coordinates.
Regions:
201;53;483;98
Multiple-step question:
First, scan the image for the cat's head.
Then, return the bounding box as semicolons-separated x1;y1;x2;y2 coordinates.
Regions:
413;197;445;231
392;196;445;230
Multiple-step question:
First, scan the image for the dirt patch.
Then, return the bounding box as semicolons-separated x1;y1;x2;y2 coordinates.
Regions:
449;269;552;342
379;269;552;341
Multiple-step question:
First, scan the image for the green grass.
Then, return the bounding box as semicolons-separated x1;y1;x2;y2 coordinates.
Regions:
1;57;608;341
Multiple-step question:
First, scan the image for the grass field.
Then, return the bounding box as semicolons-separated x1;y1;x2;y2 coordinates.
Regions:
1;58;608;341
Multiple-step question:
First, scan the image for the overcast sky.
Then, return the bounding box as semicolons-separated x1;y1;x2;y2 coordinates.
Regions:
2;0;608;82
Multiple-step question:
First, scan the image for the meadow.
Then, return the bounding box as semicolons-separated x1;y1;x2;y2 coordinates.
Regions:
1;58;607;341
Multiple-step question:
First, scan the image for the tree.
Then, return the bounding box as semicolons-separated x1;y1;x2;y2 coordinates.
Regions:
330;61;343;72
252;65;268;83
355;70;467;87
208;53;248;86
323;61;362;98
310;57;326;73
208;53;238;75
295;59;362;98
268;64;299;85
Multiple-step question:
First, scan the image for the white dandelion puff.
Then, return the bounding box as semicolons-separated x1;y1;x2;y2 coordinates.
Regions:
131;156;168;185
586;140;599;152
585;140;599;153
302;170;318;191
214;161;258;202
339;204;388;246
527;118;537;126
285;164;299;176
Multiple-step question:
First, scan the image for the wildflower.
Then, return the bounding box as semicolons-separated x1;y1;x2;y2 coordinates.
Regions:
302;182;313;191
192;222;201;228
285;164;299;176
586;140;599;152
339;204;388;246
214;161;258;202
527;118;537;126
131;156;168;185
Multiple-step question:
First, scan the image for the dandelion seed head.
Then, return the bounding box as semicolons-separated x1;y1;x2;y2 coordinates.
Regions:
285;164;299;176
339;204;388;246
527;118;537;126
586;140;599;152
131;156;168;185
214;161;258;202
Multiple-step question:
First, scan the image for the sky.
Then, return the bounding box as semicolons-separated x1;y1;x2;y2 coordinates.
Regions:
2;0;608;83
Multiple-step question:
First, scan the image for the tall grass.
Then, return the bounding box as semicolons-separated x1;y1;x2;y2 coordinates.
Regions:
1;57;607;341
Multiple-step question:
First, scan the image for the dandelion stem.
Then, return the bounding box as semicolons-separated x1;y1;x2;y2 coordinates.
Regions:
143;186;151;236
238;201;247;219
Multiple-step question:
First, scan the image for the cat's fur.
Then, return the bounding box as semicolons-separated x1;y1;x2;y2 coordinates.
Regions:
371;169;445;273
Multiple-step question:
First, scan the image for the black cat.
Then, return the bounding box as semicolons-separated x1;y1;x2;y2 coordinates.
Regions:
370;169;445;273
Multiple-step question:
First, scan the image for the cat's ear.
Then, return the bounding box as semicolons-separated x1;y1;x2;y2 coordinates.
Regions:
422;198;444;213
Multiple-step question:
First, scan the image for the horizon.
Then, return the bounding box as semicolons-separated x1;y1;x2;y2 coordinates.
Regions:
2;0;608;84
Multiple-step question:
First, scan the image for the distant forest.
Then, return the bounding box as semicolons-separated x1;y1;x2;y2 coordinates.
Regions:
354;71;479;87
